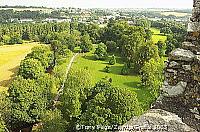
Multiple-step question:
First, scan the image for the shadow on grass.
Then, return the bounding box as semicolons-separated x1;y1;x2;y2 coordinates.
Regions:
123;81;141;89
110;65;122;75
128;84;154;111
153;33;166;36
98;65;123;75
83;54;96;61
0;66;19;88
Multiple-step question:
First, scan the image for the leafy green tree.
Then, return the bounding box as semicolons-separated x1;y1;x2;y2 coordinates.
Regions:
160;27;172;35
0;93;10;132
156;41;166;57
50;40;70;67
145;29;153;41
2;35;11;44
43;34;52;44
94;43;108;60
39;110;66;132
133;41;159;73
32;35;40;42
79;79;141;126
26;46;53;69
140;58;164;98
80;34;93;53
106;41;117;52
7;76;51;131
109;55;116;65
61;69;91;130
165;34;176;54
63;34;77;51
121;31;146;68
86;23;100;44
18;58;45;79
61;72;141;131
121;63;130;75
135;18;151;29
22;30;31;40
9;33;23;44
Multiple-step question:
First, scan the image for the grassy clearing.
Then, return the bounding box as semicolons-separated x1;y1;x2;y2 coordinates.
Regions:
72;48;153;109
150;28;167;44
0;43;39;92
161;12;189;17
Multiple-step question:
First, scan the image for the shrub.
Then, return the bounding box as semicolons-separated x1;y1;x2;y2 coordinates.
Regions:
104;66;110;73
109;55;116;65
121;63;130;75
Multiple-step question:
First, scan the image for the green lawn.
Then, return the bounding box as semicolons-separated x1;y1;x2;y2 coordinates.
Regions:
72;49;153;110
150;28;167;44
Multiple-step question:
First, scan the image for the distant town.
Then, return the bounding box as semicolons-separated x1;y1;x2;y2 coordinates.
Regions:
0;6;192;24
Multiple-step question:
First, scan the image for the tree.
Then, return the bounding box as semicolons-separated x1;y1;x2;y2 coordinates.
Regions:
106;41;117;52
140;58;165;99
120;31;146;68
133;41;159;73
9;33;23;44
80;34;93;53
61;74;141;131
121;63;130;75
32;35;40;42
94;43;108;60
7;76;51;131
61;69;91;131
135;18;151;29
79;79;141;126
50;40;65;65
165;34;176;55
109;55;116;65
18;58;45;79
26;46;53;69
0;93;10;132
2;35;11;44
39;110;66;132
160;27;172;35
22;30;31;40
156;41;166;57
145;29;153;41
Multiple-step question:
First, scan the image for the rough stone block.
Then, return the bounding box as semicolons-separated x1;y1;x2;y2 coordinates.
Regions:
161;81;187;97
169;48;195;62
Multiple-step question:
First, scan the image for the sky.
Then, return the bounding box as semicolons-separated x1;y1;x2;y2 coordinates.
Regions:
0;0;193;8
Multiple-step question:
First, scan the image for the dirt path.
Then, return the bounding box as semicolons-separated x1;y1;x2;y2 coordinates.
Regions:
53;53;79;104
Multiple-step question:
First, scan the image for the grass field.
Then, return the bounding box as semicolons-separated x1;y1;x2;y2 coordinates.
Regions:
150;28;167;43
161;12;189;17
72;48;153;109
0;43;39;92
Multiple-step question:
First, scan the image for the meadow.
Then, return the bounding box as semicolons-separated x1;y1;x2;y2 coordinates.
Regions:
0;43;39;92
72;48;153;109
150;28;167;43
161;11;189;17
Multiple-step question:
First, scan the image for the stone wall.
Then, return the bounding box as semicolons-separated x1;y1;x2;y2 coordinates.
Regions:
120;0;200;131
152;0;200;130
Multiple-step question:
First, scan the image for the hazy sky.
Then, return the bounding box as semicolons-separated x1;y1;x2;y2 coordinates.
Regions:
0;0;193;8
